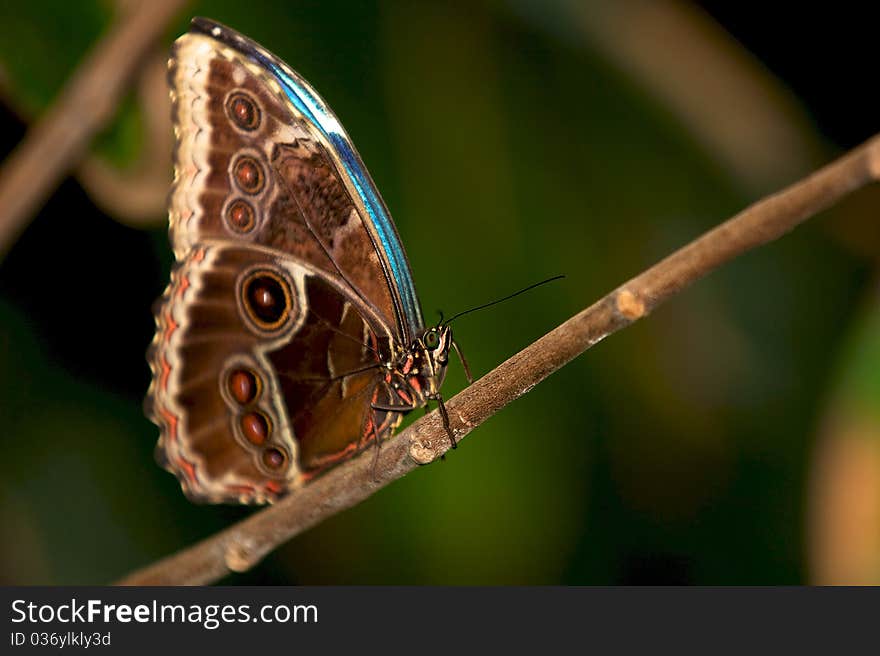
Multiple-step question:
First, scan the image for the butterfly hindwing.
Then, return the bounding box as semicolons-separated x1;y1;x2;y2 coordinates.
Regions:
147;241;401;503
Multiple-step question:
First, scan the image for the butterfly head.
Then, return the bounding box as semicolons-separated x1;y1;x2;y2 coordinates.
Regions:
409;324;453;398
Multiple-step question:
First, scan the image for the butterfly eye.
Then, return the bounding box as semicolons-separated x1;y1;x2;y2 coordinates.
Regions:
424;330;440;349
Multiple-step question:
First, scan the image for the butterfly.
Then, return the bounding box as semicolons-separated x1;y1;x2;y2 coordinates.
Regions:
145;17;468;504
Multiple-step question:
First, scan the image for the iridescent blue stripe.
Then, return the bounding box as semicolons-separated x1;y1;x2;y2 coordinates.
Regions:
257;56;423;339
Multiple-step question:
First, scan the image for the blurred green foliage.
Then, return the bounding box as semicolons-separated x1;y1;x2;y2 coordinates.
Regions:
0;0;875;584
835;301;880;422
0;1;141;167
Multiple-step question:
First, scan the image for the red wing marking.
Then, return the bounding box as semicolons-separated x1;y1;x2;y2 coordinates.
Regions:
176;275;190;299
225;483;255;496
158;352;173;392
157;404;179;442
176;455;197;484
362;413;375;441
162;307;179;341
224;477;284;501
299;441;361;483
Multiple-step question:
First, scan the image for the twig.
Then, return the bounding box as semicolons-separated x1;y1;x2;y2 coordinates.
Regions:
74;49;174;226
0;0;188;258
117;133;880;586
0;49;173;227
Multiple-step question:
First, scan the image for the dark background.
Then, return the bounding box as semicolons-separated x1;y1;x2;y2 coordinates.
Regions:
1;0;879;584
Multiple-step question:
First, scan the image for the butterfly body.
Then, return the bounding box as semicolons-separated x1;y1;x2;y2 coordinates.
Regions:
146;18;452;504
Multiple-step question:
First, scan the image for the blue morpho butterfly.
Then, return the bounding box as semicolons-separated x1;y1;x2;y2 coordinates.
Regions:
146;17;471;504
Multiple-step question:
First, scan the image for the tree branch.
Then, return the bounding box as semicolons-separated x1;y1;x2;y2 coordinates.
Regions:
116;133;880;586
0;0;188;258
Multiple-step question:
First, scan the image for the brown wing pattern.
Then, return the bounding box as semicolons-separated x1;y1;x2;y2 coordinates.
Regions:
147;29;410;503
267;273;399;474
147;242;398;503
167;31;398;328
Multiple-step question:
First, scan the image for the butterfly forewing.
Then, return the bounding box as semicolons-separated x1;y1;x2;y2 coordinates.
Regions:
167;28;401;330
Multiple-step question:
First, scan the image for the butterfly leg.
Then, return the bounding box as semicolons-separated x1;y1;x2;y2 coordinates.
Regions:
367;382;414;478
434;395;456;449
369;406;383;481
372;374;456;450
372;397;456;449
451;339;474;385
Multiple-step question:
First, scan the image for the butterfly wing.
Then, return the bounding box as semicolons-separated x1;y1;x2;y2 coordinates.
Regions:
168;18;423;339
147;242;400;503
147;19;418;503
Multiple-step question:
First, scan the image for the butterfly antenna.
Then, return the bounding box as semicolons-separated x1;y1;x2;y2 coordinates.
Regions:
443;275;565;325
